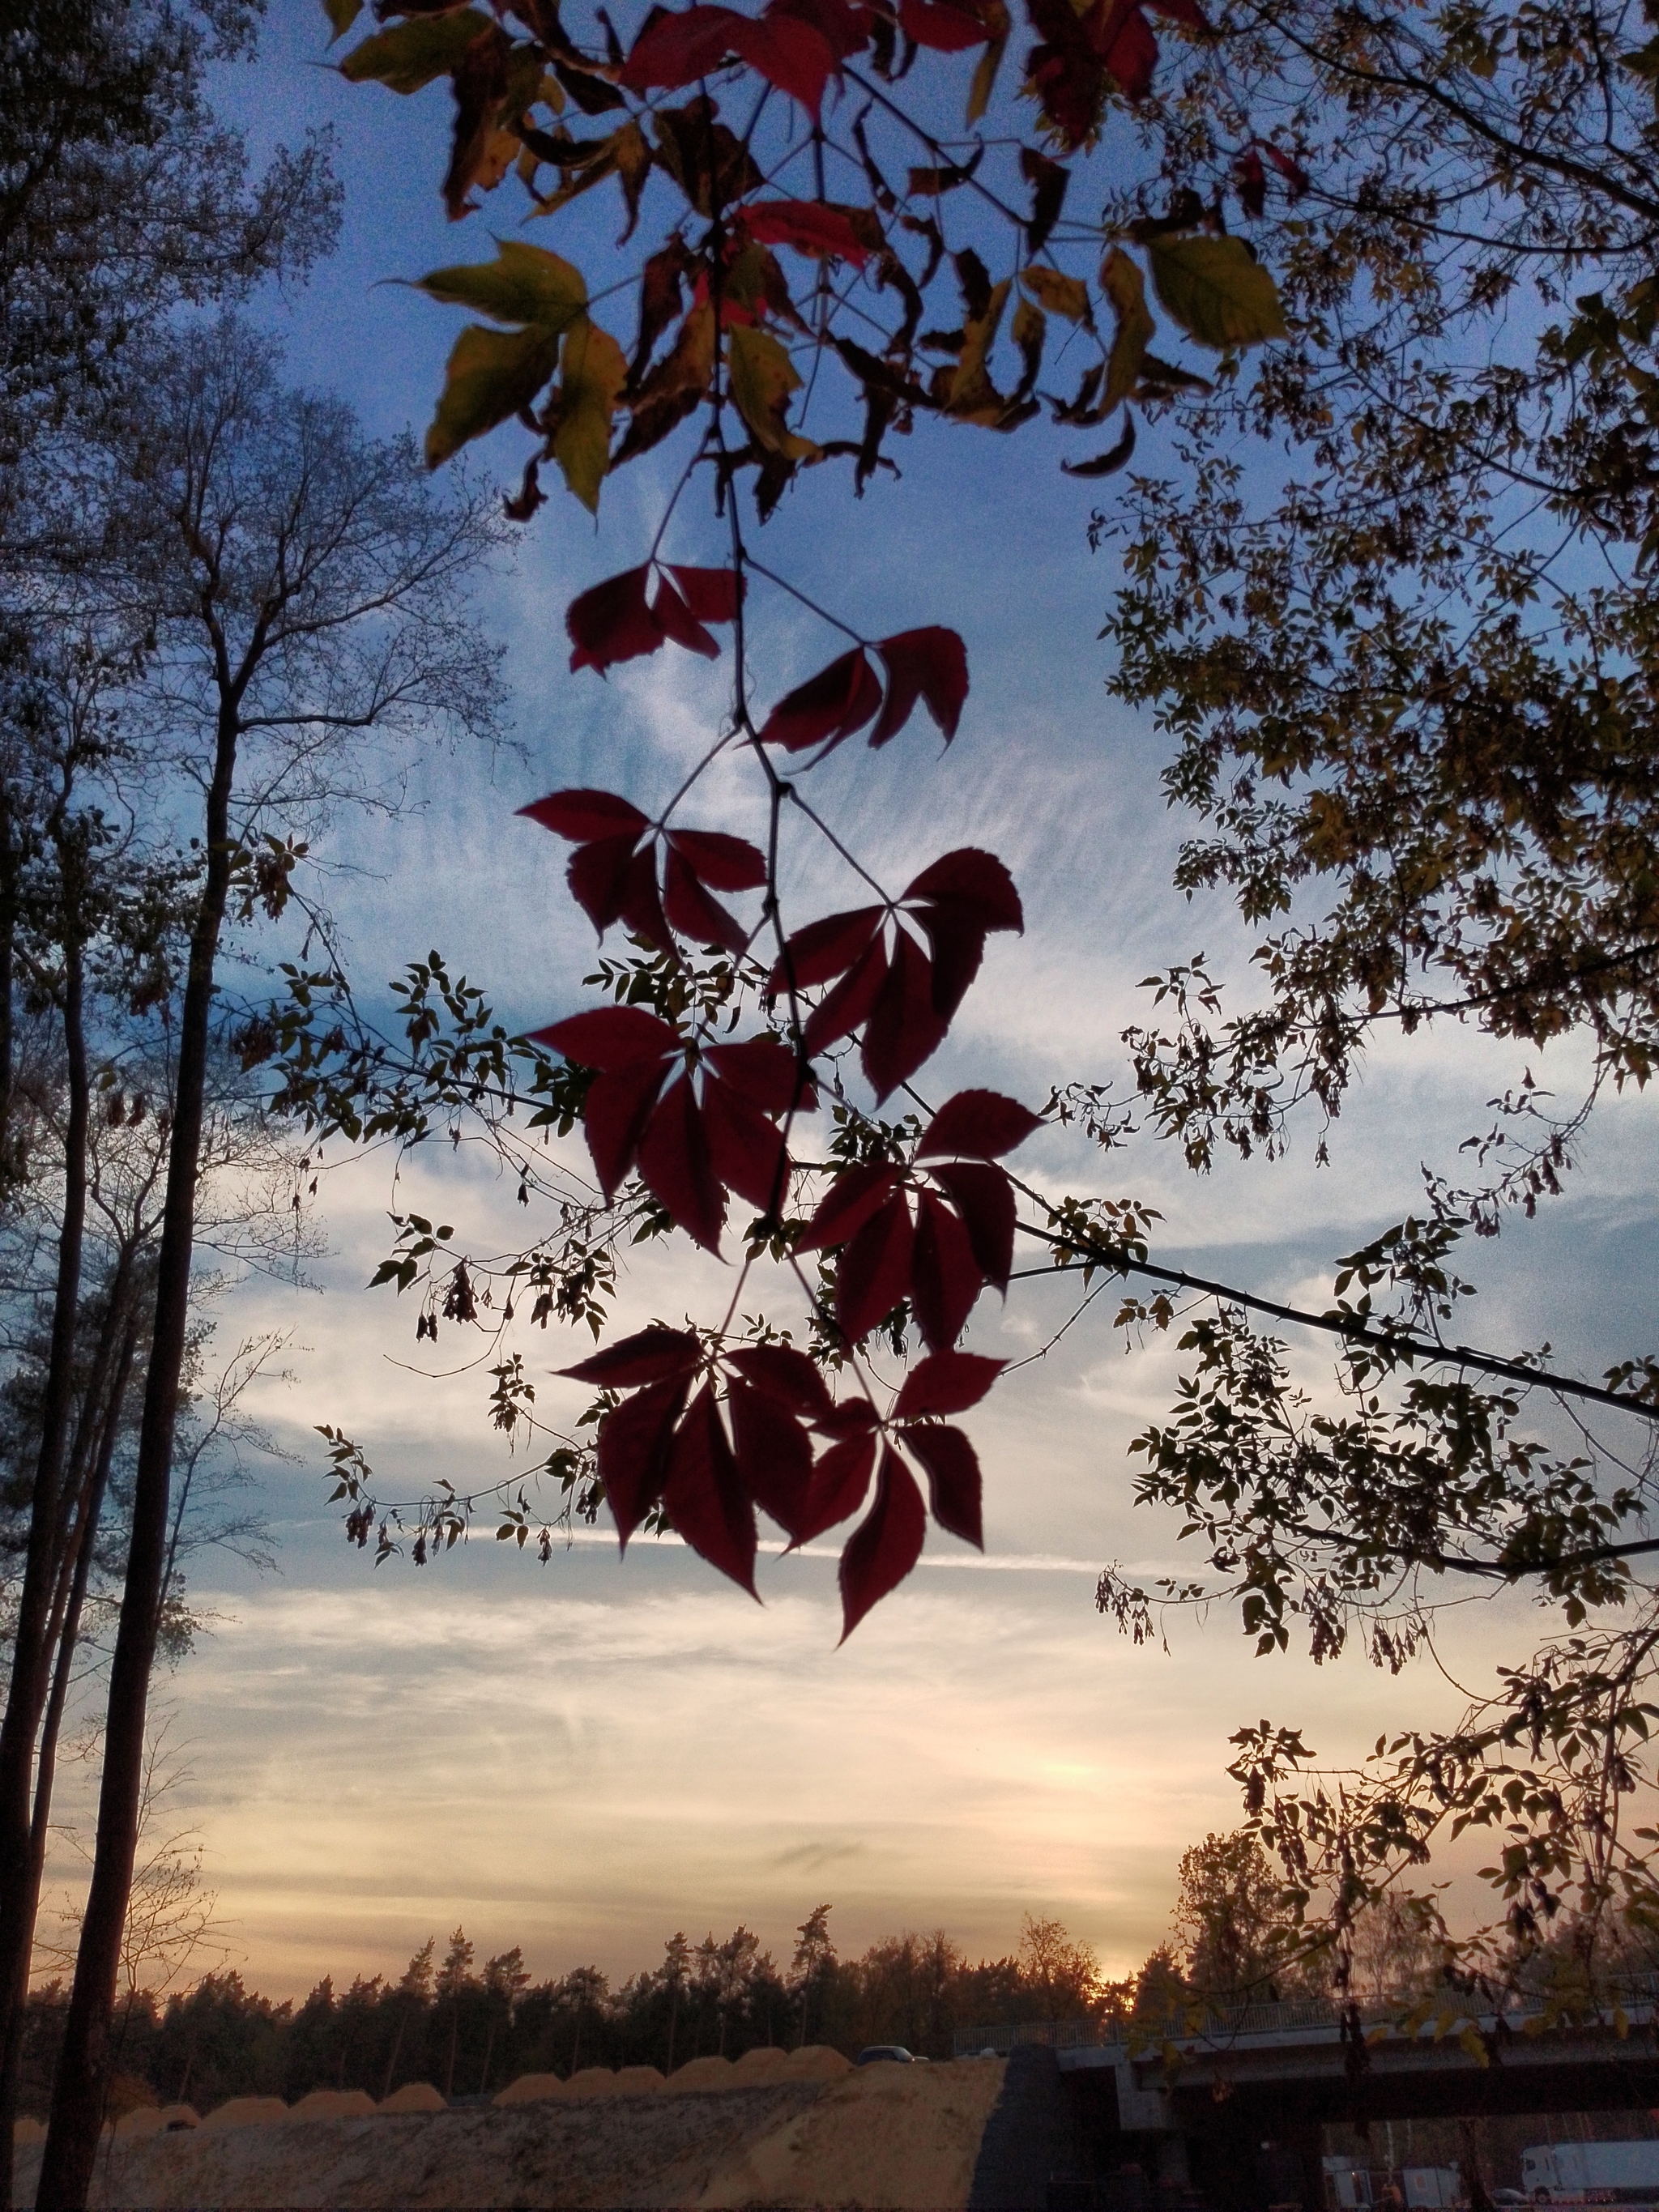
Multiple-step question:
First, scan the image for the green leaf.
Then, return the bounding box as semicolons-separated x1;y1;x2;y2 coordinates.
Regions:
426;322;561;468
416;241;588;330
338;12;492;94
726;326;819;460
1146;234;1287;349
322;0;363;40
549;318;628;513
1100;245;1155;406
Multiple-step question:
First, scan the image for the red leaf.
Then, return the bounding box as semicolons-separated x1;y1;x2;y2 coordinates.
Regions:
802;935;889;1056
1100;0;1157;96
1026;0;1107;147
902;848;1025;1025
638;1076;725;1250
585;1058;670;1197
663;847;748;953
772;906;884;991
913;907;985;1022
619;3;740;88
598;1375;688;1545
728;11;837;114
773;0;870;65
567;565;666;674
663;1383;757;1594
744;199;875;266
836;1189;915;1341
1145;0;1207;24
759;647;881;752
838;1446;925;1638
651;574;721;658
519;790;649;842
892;1348;1004;1420
1260;140;1310;197
871;628;969;748
917;1089;1043;1161
794;1430;876;1544
903;847;1023;932
901;1423;983;1548
910;1189;983;1353
534;1006;677;1070
666;828;767;891
927;1160;1016;1292
561;1326;702;1387
898;0;989;45
565;833;642;937
728;1377;813;1536
1235;144;1265;219
666;564;744;622
815;1398;879;1437
616;842;673;951
801;1161;901;1251
862;927;948;1100
725;1342;836;1421
702;1035;811;1113
701;1072;789;1213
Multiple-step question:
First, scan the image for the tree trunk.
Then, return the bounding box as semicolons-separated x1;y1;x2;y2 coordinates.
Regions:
0;781;19;1183
0;1276;130;2192
30;1311;139;1901
0;891;90;2204
381;2012;407;2102
38;703;237;2211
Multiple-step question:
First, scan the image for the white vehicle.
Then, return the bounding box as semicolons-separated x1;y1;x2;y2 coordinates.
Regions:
1322;2161;1375;2210
1404;2167;1461;2209
1524;2142;1659;2201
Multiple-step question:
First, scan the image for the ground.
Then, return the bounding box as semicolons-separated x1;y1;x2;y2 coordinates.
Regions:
11;2057;1009;2210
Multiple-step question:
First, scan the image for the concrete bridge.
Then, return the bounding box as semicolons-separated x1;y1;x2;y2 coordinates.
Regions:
957;1988;1659;2212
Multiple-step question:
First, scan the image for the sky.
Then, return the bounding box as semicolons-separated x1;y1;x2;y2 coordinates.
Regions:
35;0;1659;2006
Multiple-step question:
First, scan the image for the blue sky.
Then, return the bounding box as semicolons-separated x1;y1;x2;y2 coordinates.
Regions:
34;0;1659;2005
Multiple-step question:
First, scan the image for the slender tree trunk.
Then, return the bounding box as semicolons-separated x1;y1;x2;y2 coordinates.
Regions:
381;2012;407;2102
444;2008;458;2100
0;782;19;1183
29;1266;135;1752
0;891;90;2203
29;1311;139;1903
39;703;238;2210
0;1280;129;2184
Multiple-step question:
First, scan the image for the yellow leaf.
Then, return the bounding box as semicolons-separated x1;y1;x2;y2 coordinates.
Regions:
549;318;628;514
473;126;520;198
1021;266;1091;323
322;0;362;41
528;120;651;242
1100;246;1155;407
944;277;1010;421
725;326;819;461
1146;233;1287;349
338;12;489;93
425;322;560;468
966;16;1009;125
416;240;587;330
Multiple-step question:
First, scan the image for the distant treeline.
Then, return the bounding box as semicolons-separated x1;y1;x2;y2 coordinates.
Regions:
19;1908;1107;2117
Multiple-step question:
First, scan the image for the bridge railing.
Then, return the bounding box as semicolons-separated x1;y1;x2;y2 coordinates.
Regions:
950;1973;1659;2061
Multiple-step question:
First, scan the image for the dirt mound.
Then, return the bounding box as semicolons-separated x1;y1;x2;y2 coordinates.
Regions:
699;2057;1006;2209
9;2061;1004;2210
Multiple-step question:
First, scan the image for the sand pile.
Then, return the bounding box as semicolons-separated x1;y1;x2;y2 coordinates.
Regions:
9;2056;1005;2210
